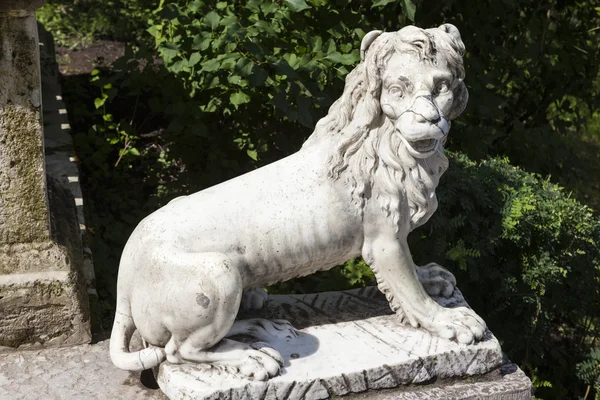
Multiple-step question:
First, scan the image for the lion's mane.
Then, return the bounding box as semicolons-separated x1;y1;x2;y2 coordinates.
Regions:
304;25;466;231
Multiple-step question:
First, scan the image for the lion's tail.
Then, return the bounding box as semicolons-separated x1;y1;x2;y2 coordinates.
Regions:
109;302;166;371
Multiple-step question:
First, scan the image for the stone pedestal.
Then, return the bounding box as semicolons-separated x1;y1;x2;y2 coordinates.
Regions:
0;0;90;350
156;287;531;399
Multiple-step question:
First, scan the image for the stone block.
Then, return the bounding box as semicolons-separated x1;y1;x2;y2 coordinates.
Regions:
0;177;91;350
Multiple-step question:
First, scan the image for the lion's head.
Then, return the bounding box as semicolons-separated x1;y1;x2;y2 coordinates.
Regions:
305;24;468;230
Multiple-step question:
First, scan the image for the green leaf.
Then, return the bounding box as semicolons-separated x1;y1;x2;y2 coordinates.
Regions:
247;149;258;160
371;0;395;7
188;0;202;12
324;39;336;55
228;75;244;85
147;25;161;39
160;46;179;61
170;60;186;72
230;91;251;106
284;0;311;12
403;0;416;20
254;20;275;35
129;148;141;156
236;58;254;76
189;52;202;66
94;94;107;109
311;36;323;53
192;35;211;50
325;51;356;65
205;11;220;30
220;15;238;26
201;59;220;72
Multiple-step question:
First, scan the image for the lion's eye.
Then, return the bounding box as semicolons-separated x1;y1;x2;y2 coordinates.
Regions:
389;86;404;97
435;81;450;95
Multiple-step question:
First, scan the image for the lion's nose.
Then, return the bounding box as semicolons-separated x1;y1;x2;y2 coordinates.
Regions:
413;96;441;123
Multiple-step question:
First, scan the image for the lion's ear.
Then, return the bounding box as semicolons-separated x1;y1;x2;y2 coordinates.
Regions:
446;81;469;120
360;30;383;61
438;24;465;56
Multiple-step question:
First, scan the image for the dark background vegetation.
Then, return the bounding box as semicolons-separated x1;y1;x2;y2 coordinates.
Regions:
37;0;600;398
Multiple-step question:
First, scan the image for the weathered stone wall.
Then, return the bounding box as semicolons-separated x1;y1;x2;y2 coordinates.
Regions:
0;12;51;246
0;1;91;351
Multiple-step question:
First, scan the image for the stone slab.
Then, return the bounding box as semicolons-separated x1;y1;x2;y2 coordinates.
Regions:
345;360;532;400
0;339;166;400
157;287;505;400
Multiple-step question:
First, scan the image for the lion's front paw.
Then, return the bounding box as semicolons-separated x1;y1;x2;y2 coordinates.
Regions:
413;302;487;345
417;262;457;298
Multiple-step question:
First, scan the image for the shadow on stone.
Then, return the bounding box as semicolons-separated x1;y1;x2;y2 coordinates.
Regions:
140;369;160;390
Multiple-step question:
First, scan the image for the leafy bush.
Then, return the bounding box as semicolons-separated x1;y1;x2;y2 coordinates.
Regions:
37;0;158;46
577;348;600;400
411;153;600;399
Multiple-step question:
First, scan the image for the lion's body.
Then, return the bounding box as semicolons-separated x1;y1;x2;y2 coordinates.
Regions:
110;24;487;377
120;137;363;298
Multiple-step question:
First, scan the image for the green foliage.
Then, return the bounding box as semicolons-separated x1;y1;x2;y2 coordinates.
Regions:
577;348;600;399
145;0;416;169
37;0;158;46
410;153;600;399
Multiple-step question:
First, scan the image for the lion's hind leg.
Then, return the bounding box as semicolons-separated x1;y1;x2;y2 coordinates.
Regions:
178;338;282;380
154;252;283;380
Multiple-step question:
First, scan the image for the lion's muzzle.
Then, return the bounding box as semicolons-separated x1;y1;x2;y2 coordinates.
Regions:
396;96;450;158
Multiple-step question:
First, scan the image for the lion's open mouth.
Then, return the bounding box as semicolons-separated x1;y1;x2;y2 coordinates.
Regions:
409;139;437;153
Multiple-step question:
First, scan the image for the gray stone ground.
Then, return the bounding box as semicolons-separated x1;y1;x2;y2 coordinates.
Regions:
0;339;166;400
0;337;531;400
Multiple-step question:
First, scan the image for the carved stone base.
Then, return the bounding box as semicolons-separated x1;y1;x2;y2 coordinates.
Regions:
156;287;509;400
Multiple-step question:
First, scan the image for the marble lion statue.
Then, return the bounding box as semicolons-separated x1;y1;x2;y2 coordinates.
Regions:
111;24;486;380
